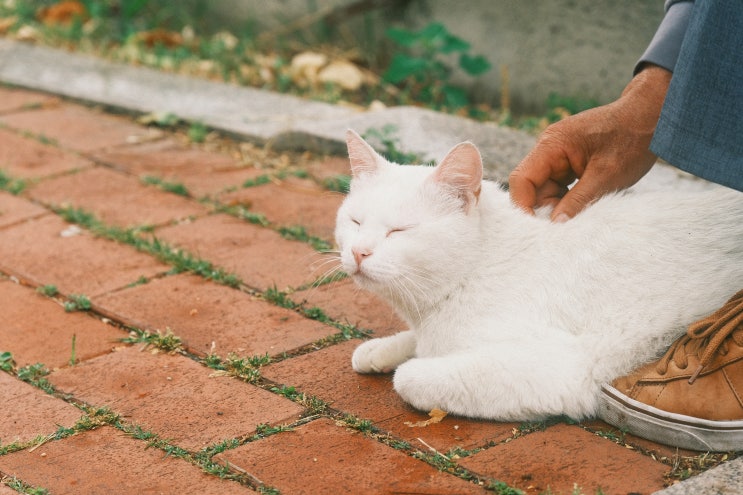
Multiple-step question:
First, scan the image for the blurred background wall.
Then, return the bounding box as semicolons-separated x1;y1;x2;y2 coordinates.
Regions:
200;0;665;113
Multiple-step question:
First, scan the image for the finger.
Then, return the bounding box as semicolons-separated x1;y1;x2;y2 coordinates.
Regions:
509;146;567;214
550;172;604;221
534;179;569;208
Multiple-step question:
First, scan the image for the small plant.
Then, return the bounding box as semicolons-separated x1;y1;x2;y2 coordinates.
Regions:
278;225;332;252
123;328;183;353
362;125;428;165
227;205;271;227
2;477;49;495
0;170;26;195
141;175;190;197
36;284;59;297
69;334;77;366
262;286;297;310
384;22;491;110
187;120;208;143
242;174;272;188
64;294;92;312
0;351;15;372
17;363;54;394
322;174;351;194
485;481;524;495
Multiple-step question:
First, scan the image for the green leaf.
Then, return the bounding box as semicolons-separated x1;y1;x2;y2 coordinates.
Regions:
0;351;14;372
442;85;469;109
417;22;448;43
440;33;470;53
385;27;420;47
459;54;492;76
383;54;429;84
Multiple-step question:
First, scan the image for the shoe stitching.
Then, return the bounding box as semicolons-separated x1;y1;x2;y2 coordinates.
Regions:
723;367;743;412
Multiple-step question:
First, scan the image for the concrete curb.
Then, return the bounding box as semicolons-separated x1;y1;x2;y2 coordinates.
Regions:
653;456;743;495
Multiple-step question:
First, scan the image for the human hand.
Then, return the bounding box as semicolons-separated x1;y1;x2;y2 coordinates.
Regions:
509;65;672;221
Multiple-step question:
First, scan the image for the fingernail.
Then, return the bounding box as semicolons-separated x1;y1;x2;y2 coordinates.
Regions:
554;213;570;223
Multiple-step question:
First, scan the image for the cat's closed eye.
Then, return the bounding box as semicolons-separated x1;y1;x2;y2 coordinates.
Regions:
386;226;414;237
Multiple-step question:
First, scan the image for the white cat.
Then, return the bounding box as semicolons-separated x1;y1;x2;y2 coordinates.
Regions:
334;129;743;421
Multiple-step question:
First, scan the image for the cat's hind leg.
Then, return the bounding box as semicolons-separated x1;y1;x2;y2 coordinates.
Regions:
352;330;416;373
392;342;597;420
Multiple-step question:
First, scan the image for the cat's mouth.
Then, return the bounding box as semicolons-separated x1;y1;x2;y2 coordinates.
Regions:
351;267;378;285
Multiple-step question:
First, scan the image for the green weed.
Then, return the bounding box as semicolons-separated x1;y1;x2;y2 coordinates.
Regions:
361;125;423;165
187;121;208;143
36;284;59;297
16;363;54;394
0;170;26;195
141;176;190;197
69;334;77;366
1;477;49;495
322;174;351;194
0;351;15;372
64;294;92;312
278;225;332;252
242;174;272;188
122;328;183;353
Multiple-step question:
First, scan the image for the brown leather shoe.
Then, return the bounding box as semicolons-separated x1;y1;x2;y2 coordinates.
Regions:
598;289;743;451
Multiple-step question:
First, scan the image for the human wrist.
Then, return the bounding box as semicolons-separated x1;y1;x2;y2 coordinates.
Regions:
618;65;672;137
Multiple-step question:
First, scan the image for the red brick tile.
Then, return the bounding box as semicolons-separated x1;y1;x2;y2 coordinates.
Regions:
153;213;319;291
262;341;517;452
0;87;57;114
48;347;304;451
0;214;168;297
0;426;256;494
220;178;344;241
92;138;265;198
0;104;160;152
0;279;123;369
0;373;82;446
459;423;669;494
0;192;47;228
296;278;405;337
217;418;487;494
0;128;94;179
95;274;337;358
27;166;206;228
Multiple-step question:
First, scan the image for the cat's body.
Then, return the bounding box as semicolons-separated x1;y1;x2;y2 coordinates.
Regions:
334;130;743;421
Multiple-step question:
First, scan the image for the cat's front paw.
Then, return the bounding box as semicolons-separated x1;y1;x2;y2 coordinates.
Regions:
352;333;415;374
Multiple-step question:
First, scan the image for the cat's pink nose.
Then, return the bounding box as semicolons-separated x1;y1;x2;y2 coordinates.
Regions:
352;247;372;267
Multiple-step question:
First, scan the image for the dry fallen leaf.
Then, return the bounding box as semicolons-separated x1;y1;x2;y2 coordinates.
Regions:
38;0;87;26
0;16;18;35
136;28;184;48
404;408;447;428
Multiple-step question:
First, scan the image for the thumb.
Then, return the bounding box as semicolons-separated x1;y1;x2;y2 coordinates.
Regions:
550;177;600;222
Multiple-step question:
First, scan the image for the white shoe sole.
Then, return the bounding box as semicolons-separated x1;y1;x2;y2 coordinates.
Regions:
597;384;743;452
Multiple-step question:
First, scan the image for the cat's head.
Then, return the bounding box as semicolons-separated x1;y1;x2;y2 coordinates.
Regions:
335;130;483;305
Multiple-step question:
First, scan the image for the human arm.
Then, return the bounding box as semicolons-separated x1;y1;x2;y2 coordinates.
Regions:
509;1;692;221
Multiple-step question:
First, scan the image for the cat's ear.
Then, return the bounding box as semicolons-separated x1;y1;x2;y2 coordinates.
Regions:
431;141;483;211
346;129;382;178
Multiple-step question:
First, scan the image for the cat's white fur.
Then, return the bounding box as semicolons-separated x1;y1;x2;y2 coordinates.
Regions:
335;129;743;420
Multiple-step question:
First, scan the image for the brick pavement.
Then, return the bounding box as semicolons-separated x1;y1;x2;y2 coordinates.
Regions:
0;86;721;494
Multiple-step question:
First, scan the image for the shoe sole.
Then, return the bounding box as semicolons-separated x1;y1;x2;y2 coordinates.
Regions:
598;384;743;451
